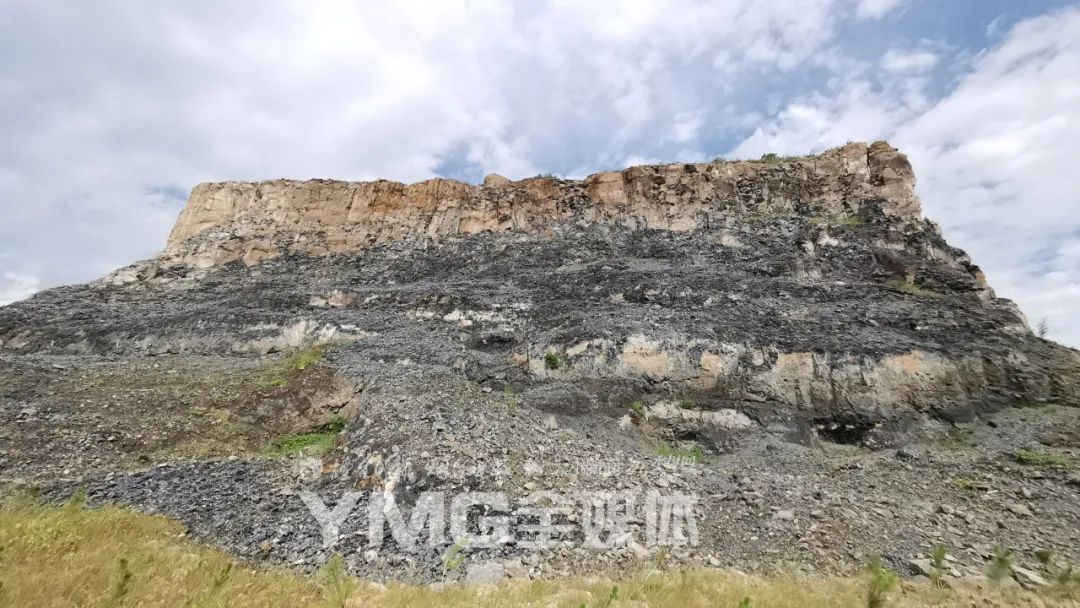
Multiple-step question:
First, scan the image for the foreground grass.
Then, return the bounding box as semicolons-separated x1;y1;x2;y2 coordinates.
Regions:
1;500;1078;608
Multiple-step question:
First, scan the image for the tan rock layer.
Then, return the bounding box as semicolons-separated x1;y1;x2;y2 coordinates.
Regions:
162;141;919;270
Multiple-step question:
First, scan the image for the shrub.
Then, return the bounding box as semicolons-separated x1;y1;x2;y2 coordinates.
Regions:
442;540;468;573
544;351;561;370
987;545;1013;585
318;554;357;608
864;554;899;608
930;544;949;587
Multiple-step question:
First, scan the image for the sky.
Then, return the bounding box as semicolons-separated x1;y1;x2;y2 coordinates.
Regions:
1;0;1078;346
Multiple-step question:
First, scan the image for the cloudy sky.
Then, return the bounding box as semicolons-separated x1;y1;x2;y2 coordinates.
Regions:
2;1;1078;345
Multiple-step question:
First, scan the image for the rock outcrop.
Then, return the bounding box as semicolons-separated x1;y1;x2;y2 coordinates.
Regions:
6;140;1078;419
3;140;1080;584
147;141;921;275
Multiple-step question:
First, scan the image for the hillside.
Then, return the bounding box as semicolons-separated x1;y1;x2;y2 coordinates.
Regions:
1;142;1078;594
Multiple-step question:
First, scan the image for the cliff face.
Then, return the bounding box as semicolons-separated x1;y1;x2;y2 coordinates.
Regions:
3;140;1078;420
152;141;921;273
3;140;1080;582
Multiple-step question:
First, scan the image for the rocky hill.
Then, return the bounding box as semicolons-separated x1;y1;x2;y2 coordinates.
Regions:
1;142;1077;586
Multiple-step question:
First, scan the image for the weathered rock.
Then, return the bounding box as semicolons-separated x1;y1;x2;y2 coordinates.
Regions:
465;561;505;584
3;141;1080;585
161;142;921;272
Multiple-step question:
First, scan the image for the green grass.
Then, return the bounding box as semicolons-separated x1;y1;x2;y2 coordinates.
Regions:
951;477;985;492
1;500;1077;607
258;343;327;388
1014;448;1073;468
261;417;346;458
938;427;977;451
657;443;704;463
886;279;939;298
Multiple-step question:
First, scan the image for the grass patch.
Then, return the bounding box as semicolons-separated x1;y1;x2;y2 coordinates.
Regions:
261;417;346;458
258;344;327;388
1014;448;1073;469
155;407;252;460
951;477;987;492
756;152;802;164
0;498;322;607
886;279;940;298
657;443;704;463
938;427;977;451
1;500;1076;607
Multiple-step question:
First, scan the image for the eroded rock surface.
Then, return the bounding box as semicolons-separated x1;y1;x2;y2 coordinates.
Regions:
2;141;1078;584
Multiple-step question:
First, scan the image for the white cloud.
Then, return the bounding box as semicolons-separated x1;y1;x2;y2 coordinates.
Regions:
881;49;939;72
2;1;1078;349
896;7;1080;346
854;0;906;20
1;0;860;298
727;7;1080;346
0;272;39;306
727;81;917;159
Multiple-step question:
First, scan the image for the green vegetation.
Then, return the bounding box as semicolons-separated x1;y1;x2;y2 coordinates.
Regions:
259;343;327;388
261;416;346;458
864;554;899;608
543;351;561;370
885;278;939;298
1014;448;1073;468
628;401;646;417
656;442;704;463
938;427;976;451
504;386;519;414
1036;550;1080;591
159;407;251;459
930;544;949;588
677;399;695;410
987;545;1014;586
811;214;863;228
442;540;469;574
319;555;358;608
758;152;802;164
951;477;984;492
1;500;1075;608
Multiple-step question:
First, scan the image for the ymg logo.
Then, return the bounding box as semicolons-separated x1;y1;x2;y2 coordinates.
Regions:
299;489;699;552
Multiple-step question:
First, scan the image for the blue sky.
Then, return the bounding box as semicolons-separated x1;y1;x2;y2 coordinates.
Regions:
1;0;1078;345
